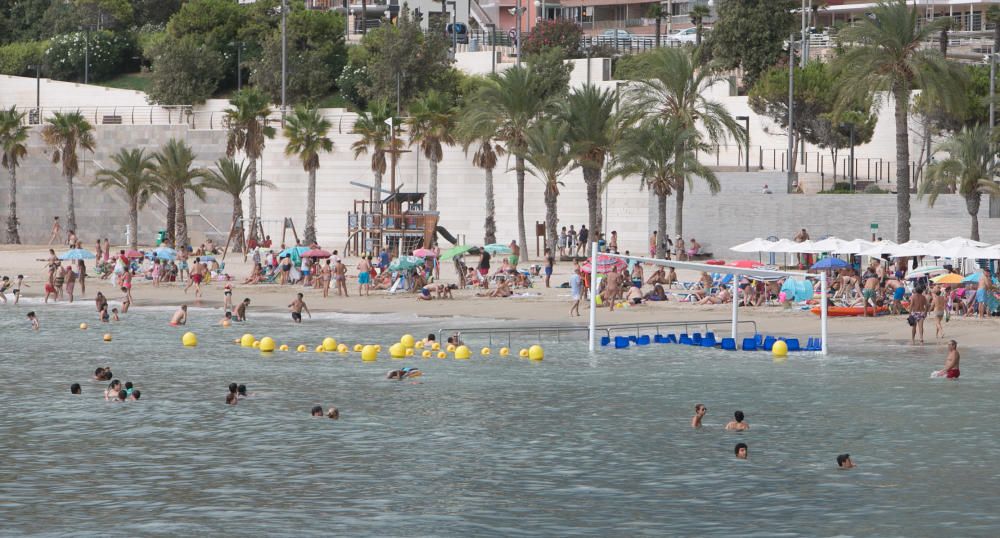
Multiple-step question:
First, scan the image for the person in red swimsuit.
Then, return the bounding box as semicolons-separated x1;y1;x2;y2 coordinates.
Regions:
937;339;961;379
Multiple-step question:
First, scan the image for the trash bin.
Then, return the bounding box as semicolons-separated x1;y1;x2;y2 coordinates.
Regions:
156;229;167;246
469;37;479;52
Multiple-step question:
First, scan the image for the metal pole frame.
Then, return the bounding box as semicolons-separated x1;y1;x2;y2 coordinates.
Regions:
787;33;796;193
281;0;288;117
516;0;522;67
588;241;598;352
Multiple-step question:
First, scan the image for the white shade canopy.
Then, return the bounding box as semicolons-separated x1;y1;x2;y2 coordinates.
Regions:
832;239;875;254
810;237;849;253
758;238;801;253
730;238;770;252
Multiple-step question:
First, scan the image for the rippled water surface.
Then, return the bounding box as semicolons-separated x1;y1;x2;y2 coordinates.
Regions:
1;303;999;536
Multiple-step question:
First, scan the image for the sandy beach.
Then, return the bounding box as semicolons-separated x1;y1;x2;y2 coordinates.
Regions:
4;244;998;349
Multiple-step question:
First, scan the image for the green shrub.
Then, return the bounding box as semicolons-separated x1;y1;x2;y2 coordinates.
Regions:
0;41;49;77
863;184;887;194
336;61;369;110
522;19;582;58
45;30;137;82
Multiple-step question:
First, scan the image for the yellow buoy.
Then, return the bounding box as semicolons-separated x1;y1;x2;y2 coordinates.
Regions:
519;348;529;358
222;320;231;328
103;333;112;342
481;347;491;356
772;340;788;358
389;342;406;359
400;334;415;348
181;332;198;347
79;323;88;330
337;343;348;353
499;347;510;356
297;344;307;352
361;345;378;361
353;344;363;352
374;344;382;352
259;337;276;352
446;344;456;353
252;340;260;349
431;342;441;351
437;351;448;359
322;337;337;352
454;345;471;359
240;333;255;347
279;344;289;351
528;345;544;361
315;345;324;353
405;348;414;357
414;340;425;349
422;350;432;358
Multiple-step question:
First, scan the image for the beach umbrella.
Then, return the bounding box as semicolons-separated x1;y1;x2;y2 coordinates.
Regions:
302;249;332;258
832;239;875;255
907;266;947;279
932;273;964;285
58;248;96;260
279;246;309;258
582;254;627;273
810;237;848;252
810;257;849;270
759;238;799;253
124;249;144;259
440;245;474;261
483;243;512;255
153;247;177;260
389;256;424;271
412;248;437;258
858;240;898;257
728;260;763;269
730;238;768;252
196;255;216;263
962;272;985;283
939;237;988;249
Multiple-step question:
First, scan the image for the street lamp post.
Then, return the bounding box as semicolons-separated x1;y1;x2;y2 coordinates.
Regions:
787;33;796;193
27;64;41;122
281;0;288;118
84;26;91;84
516;0;522;66
735;115;750;173
447;1;457;58
848;123;856;191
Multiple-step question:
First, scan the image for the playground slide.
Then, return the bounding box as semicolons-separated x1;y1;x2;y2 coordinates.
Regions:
436;226;459;245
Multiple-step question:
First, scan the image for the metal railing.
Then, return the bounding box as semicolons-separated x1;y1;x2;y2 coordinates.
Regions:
438;319;758;348
13;105;193;127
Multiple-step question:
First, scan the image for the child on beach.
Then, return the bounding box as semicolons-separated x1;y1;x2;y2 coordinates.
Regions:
0;276;10;303
27;311;39;330
12;275;26;304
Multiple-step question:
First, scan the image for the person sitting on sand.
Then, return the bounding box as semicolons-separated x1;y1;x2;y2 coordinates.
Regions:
476;279;512;298
625;285;644;306
170;305;188;326
725;410;750;431
418;286;434;301
644;284;668;302
431;283;455;299
696;288;731;305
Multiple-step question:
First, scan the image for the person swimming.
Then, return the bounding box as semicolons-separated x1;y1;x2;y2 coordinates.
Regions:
130;390;141;401
104;380;122;401
326;407;340;420
27;311;39;330
311;405;324;417
70;383;81;395
170;305;188;326
115;389;128;402
692;404;707;428
93;367;113;381
837;454;855;469
725;410;750;431
735;443;748;459
226;393;238;405
386;367;421;380
237;384;248;399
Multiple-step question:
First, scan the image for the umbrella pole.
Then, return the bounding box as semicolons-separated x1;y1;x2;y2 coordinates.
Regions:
589;241;598;353
731;273;739;341
820;271;829;355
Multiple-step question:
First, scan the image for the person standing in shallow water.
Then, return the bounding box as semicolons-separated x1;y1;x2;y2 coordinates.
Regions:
691;404;707;428
725;411;749;431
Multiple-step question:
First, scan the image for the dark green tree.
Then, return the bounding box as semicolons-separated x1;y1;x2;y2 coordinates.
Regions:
147;35;225;104
709;0;796;91
250;9;347;104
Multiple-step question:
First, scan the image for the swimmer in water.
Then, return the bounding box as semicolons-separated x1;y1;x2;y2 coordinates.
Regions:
111;308;120;322
692;404;707;428
837;454;855;469
735;442;748;459
220;311;233;326
104;380;122;401
170;305;188;326
115;389;128;402
130;390;141;400
934;339;961;379
26;311;39;330
235;298;250;321
386;367;421;380
326;407;340;420
237;384;249;399
226;393;238;405
725;410;750;431
70;383;81;395
289;293;311;323
311;405;324;417
94;367;113;381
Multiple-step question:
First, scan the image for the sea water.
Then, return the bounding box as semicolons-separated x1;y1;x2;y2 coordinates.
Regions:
1;304;998;536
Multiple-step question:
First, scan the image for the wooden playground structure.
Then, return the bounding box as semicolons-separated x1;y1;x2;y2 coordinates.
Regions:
345;187;440;257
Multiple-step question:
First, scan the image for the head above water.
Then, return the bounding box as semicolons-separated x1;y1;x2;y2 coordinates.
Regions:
229;383;238;394
735;443;748;459
734;411;745;423
131;390;141;400
327;407;340;420
70;383;81;394
311;405;323;417
117;389;128;401
837;454;854;468
238;384;247;396
695;404;706;415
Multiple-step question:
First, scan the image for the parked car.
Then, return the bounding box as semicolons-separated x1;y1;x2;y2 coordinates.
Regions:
446;22;469;44
600;29;634;44
666;27;699;44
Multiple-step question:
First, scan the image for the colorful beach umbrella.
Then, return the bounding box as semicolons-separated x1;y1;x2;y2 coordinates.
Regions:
582;254;627;273
907;266;947;279
484;243;512;255
389;256;424;271
278;246;309;258
153;247;177;260
412;248;437;258
931;273;964;285
196;255;216;262
58;248;96;260
440;245;474;261
124;249;144;259
302;249;332;258
810;257;848;270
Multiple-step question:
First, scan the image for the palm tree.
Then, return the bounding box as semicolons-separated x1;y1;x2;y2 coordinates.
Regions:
561;84;618;239
0;106;28;244
407;90;456;212
689;4;710;47
832;1;966;243
351;99;401;198
152;139;207;250
626;47;745;238
462;66;549;260
284;105;333;244
648;2;665;48
224;88;275;243
41;111;95;234
919;125;1000;241
203;158;276;253
457;116;505;245
93;148;156;249
988;6;1000;55
608;119;715;257
522;119;573;254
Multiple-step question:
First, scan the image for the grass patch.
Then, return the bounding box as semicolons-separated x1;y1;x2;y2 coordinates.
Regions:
98;72;152;93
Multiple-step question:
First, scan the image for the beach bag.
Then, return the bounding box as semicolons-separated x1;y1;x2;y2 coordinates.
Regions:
906;314;916;327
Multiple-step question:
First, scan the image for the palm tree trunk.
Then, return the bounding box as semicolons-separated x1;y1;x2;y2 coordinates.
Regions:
247;157;258;242
428;158;439;211
373;170;383;202
232;195;245;253
656;192;667;258
165;193;176;247
66;171;77;234
696;23;703;46
484;167;497;245
966;192;982;241
544;185;558;254
892;84;912;243
674;182;685;240
939;28;948;57
128;196;139;249
6;166;20;244
305;167;317;244
516;155;529;261
175;187;189;250
583;166;601;237
655;13;662;48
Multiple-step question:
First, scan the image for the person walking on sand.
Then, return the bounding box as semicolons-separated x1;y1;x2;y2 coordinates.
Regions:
932;286;947;339
47;216;61;246
357;256;372;296
569;268;582;317
335;258;349;297
289;292;311;323
321;259;333;298
909;286;929;345
976;268;994;319
185;258;206;299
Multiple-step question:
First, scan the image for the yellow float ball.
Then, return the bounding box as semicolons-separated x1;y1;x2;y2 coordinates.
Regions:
240;334;255;347
259;337;276;352
437;351;448;359
252;340;260;349
528;345;544;361
481;347;491;356
279;344;289;351
181;332;198;347
422;350;432;358
454;345;471;359
389;342;406;359
361;345;378;362
431;342;441;351
79;323;88;330
315;345;324;353
103;333;112;342
405;348;414;357
353;344;363;352
446;344;456;353
772;340;788;358
499;347;510;356
519;348;529;358
374;344;382;352
297;344;307;352
400;334;415;348
337;343;348;353
322;337;337;352
415;340;425;349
